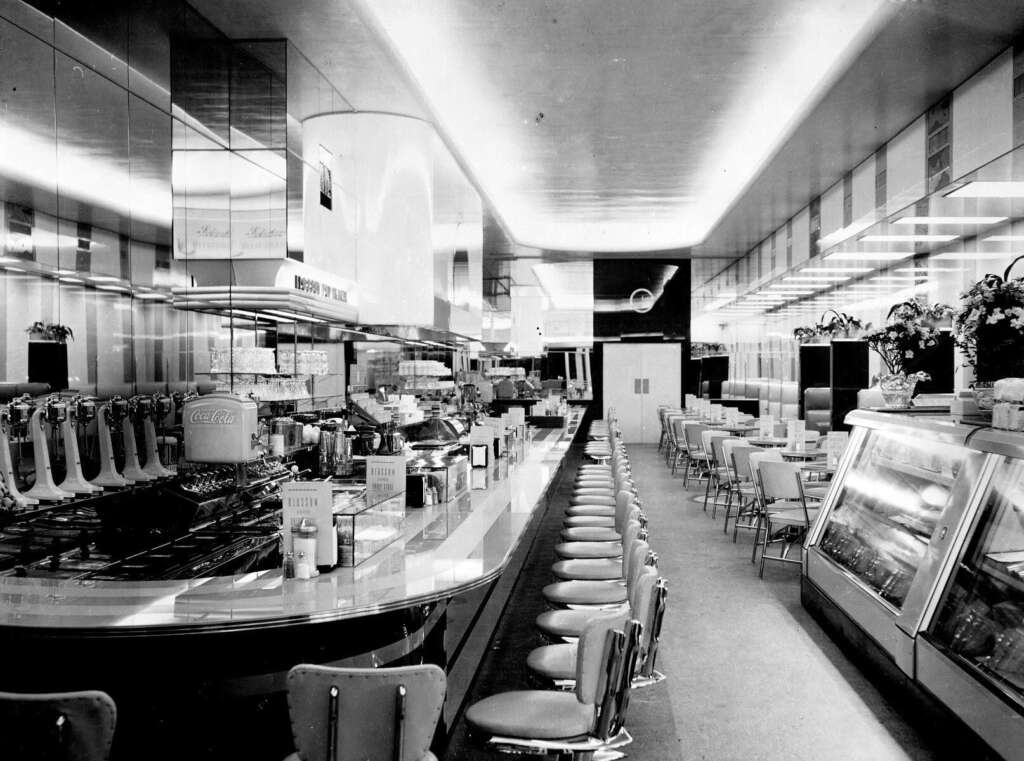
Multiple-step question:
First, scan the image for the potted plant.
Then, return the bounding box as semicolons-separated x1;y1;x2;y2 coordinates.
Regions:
864;297;951;407
819;309;869;340
953;255;1024;410
26;322;74;343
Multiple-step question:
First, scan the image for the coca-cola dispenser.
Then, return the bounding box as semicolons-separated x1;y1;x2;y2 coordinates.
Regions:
183;394;260;463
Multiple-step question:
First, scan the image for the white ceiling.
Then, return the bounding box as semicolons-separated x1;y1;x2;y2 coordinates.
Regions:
192;0;1024;259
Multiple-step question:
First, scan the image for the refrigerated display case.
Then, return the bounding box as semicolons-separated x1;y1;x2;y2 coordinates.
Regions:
916;429;1024;761
804;411;986;674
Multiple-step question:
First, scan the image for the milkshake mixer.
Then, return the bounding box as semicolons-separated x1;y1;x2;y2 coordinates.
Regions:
57;396;102;495
0;396;37;507
23;395;74;502
90;395;132;489
121;396;155;483
141;393;174;478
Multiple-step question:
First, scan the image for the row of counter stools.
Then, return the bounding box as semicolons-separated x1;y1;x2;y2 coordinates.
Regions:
465;413;668;760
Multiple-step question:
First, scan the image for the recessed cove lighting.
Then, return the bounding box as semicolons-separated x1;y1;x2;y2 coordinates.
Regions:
945;181;1024;198
892;216;1005;226
825;252;913;261
801;266;872;273
859;235;957;243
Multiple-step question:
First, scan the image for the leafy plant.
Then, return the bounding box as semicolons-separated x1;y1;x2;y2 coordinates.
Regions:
865;297;952;375
26;321;74;342
953;255;1024;382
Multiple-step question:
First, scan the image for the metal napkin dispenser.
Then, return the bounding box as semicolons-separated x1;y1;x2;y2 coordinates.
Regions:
183;394;260;463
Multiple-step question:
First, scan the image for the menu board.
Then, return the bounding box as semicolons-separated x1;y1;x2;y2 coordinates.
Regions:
281;481;336;567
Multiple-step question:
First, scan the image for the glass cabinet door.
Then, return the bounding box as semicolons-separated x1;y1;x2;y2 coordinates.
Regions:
927;456;1024;707
816;428;983;609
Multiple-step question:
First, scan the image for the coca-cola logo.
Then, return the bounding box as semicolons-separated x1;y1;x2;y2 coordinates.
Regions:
188;406;237;426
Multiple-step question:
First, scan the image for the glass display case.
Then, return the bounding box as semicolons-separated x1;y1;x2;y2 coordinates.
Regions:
926;455;1024;705
815;426;985;609
331;485;406;567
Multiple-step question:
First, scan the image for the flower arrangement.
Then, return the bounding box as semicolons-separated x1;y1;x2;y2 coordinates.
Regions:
793;310;869;343
865;297;952;375
953;256;1024;382
26;321;74;343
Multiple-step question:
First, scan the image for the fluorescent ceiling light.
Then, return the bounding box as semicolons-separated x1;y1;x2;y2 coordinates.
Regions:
96;285;128;292
892;216;1005;226
859;234;957;243
801;266;872;273
783;275;850;282
945;181;1024;198
826;252;913;261
263;309;327;323
58;277;83;284
983;235;1024;242
3;266;26;272
817;216;877;249
872;275;926;281
932;252;1013;261
766;287;814;294
133;292;169;301
87;275;122;283
895;266;964;273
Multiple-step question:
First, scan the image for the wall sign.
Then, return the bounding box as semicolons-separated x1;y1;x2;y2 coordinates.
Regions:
629;287;655;313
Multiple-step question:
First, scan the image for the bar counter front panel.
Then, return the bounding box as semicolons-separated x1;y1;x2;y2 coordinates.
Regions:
0;425;574;759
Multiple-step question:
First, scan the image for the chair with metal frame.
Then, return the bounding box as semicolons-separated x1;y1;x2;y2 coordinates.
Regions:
466;613;642;761
282;663;446;761
704;433;742;518
746;448;784;562
681;422;709;486
755;460;821;578
721;442;762;538
0;689;117;761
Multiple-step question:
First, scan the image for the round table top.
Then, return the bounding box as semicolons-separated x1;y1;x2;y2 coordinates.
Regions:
748;437;788;447
780;448;827;459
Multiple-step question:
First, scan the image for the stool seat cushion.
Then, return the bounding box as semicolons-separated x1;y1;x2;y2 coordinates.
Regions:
574;479;615;488
560;527;621;542
542;579;628;606
554;541;622;559
527;643;577;681
572;487;616;497
537;607;618;638
563;515;615;528
565;504;615;517
465;691;594;739
569;496;616;507
551;558;622;581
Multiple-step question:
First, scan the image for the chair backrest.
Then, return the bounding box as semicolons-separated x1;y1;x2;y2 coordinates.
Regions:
0;690;116;761
629;568;667;678
710;435;740;469
780;382;799;405
684;422;709;448
757;460;803;503
748;449;784;483
574;611;630;707
286;664;446;761
730;445;762;483
624;539;651;586
772;421;787;438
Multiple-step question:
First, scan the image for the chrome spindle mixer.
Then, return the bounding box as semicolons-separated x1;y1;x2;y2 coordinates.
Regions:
90;395;132;489
121;396;155;483
0;395;38;507
58;395;102;495
23;395;74;502
141;393;174;478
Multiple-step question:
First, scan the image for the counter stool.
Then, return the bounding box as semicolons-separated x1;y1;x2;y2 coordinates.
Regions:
556;504;642;560
466;613;641;760
535;559;652;641
0;689;117;761
541;539;651;608
553;521;643;581
529;569;667;689
282;664;445;761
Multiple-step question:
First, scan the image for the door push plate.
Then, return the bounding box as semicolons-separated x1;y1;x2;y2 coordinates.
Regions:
634;378;642;394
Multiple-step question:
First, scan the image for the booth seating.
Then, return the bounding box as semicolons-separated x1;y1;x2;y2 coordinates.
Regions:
465;613;641;758
780;382;799;420
283;664;445;761
804;387;832;434
0;689;117;761
528;567;667;688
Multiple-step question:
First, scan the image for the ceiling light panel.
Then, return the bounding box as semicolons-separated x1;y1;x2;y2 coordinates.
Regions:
892;216;1005;225
356;0;895;251
859;234;958;243
945;181;1024;198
